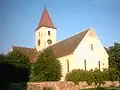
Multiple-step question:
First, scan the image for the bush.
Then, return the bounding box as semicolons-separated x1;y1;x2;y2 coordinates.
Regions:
65;68;108;85
108;67;117;81
66;69;86;84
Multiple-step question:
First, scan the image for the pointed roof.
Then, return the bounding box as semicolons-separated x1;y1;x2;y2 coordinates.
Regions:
36;8;55;30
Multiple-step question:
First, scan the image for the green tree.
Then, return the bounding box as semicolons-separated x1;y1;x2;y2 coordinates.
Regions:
30;48;62;81
108;42;120;68
108;67;117;81
0;51;31;89
7;50;30;68
108;42;120;81
0;53;6;62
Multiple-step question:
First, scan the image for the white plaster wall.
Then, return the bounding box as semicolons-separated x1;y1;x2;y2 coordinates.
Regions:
35;27;56;51
58;54;75;81
73;29;109;71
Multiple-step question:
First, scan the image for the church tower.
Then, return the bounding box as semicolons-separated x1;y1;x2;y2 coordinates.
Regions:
35;8;56;51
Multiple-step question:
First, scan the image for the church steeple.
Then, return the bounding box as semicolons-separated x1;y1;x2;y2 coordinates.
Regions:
35;8;56;51
36;8;55;30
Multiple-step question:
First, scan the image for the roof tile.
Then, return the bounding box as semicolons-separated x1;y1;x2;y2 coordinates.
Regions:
49;29;89;58
36;8;55;30
12;46;38;63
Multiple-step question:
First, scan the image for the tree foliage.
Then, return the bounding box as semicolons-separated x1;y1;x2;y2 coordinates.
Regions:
108;67;117;81
30;48;62;81
0;51;31;89
108;43;120;68
108;42;120;81
0;53;6;62
7;50;30;68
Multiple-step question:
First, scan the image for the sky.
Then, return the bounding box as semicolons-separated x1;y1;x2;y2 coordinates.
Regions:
0;0;120;53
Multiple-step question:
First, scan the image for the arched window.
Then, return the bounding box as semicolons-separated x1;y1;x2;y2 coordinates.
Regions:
48;31;50;36
67;60;69;72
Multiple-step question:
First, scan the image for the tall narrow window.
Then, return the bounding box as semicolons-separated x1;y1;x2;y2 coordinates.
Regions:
39;32;40;36
91;44;93;51
67;60;69;72
48;31;50;36
84;59;86;70
98;61;100;70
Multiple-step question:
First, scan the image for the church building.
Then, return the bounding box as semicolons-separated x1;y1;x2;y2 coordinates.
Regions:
10;8;109;81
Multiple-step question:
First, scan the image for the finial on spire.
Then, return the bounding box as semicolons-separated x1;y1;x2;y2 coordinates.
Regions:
90;26;93;29
45;4;46;8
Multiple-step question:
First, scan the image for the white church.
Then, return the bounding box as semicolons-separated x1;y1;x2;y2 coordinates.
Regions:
10;8;109;81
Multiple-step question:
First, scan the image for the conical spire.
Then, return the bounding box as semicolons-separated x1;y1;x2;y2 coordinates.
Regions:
36;8;55;30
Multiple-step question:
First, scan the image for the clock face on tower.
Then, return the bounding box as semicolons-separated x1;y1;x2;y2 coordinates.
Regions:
38;39;40;46
47;39;52;45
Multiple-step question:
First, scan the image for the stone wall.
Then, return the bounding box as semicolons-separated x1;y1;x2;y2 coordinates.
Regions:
27;81;120;90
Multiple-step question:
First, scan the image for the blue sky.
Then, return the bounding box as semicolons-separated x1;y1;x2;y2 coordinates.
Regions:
0;0;120;53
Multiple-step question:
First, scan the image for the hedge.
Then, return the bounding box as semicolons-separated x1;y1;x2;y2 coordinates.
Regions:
65;68;112;85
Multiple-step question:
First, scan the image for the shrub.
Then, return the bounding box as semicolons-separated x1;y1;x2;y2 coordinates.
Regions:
65;69;86;84
65;68;109;85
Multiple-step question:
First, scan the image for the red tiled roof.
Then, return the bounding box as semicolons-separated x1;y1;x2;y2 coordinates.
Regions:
12;46;38;63
36;8;55;30
49;29;89;58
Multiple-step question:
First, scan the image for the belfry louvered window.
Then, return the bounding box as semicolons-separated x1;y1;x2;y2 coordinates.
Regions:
48;31;50;36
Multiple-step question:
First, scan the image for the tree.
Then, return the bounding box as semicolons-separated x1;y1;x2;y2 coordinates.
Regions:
6;51;31;81
7;50;30;68
0;51;31;89
108;42;120;81
108;67;117;81
30;48;62;81
0;53;6;62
